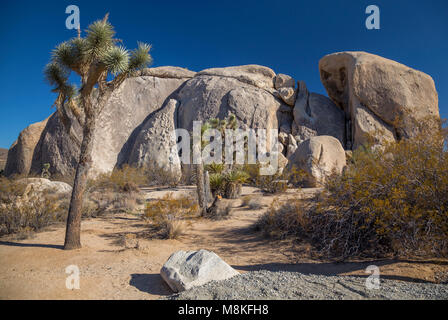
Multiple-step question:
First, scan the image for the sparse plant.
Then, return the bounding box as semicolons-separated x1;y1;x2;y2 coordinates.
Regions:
241;195;263;210
244;163;307;193
0;178;68;236
143;193;198;239
204;195;232;220
41;163;51;179
224;169;249;199
255;198;310;239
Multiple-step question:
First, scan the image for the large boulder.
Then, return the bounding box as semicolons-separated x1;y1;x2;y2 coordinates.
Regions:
160;249;239;292
90;76;189;176
196;65;276;90
30;71;190;178
138;66;196;79
352;103;396;149
4;117;49;176
19;178;72;195
177;75;283;134
278;87;296;106
127;99;182;181
30;112;81;177
319;51;439;148
287;135;346;187
274;73;295;90
293;81;345;146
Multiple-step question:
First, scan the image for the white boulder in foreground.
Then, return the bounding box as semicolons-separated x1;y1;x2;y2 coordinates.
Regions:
160;249;240;292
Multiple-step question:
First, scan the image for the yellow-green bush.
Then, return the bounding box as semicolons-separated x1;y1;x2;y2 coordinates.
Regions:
143;193;198;239
257;119;448;259
244;163;307;193
0;178;68;237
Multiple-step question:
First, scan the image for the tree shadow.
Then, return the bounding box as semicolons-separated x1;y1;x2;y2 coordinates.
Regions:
0;241;63;249
129;273;172;296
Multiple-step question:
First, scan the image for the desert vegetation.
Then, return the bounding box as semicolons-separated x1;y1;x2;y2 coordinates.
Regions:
0;178;67;238
257;119;448;260
0;165;149;238
143;193;199;239
44;14;152;249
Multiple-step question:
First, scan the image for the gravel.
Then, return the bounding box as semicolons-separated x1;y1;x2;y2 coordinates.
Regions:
163;270;448;300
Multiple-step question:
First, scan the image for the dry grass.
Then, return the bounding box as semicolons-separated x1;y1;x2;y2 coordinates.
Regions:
0;177;69;237
241;195;263;210
143;193;198;239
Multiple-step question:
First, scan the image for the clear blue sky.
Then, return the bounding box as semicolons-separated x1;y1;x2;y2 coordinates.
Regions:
0;0;447;149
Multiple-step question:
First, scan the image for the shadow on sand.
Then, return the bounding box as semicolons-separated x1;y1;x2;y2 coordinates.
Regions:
0;241;63;249
129;273;172;296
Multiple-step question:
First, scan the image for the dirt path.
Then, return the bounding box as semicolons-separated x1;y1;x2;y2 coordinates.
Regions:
1;186;447;299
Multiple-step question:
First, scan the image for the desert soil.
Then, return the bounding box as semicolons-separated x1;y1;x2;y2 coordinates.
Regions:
1;186;447;300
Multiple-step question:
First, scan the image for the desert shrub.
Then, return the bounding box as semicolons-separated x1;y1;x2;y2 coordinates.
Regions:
257;118;448;259
244;163;307;193
255;198;310;239
203;196;233;220
207;169;249;199
204;163;225;174
91;165;147;192
84;189;140;215
209;173;226;196
51;172;75;187
145;164;181;187
143;193;198;239
0;178;68;236
241;195;263;210
86;165;148;214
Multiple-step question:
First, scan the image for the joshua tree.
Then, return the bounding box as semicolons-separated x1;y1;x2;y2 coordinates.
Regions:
196;114;239;213
44;14;152;249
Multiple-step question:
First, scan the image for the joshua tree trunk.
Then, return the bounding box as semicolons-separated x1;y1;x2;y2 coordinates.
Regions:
63;115;96;250
204;170;212;205
225;182;242;199
196;163;207;216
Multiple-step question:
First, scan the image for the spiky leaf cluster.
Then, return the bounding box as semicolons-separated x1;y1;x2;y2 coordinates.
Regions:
44;15;152;114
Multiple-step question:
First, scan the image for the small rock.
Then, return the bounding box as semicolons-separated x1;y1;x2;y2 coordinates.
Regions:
274;74;295;90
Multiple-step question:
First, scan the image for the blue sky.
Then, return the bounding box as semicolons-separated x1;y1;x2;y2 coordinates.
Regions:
0;0;447;148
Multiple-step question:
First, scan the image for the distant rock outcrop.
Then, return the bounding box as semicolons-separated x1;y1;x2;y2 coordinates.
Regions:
5;117;49;176
5;53;440;181
319;51;439;149
292;81;345;147
287;135;346;187
127;98;182;181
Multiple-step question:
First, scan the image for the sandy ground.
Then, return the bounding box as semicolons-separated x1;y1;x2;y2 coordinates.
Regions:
1;186;447;300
